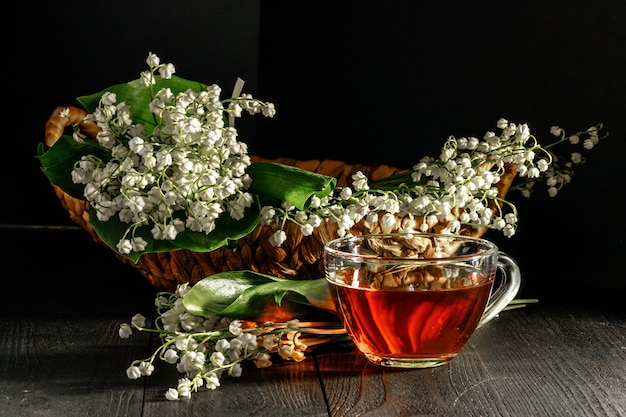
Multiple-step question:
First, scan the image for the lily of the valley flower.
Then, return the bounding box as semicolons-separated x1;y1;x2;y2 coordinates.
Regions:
267;118;606;239
42;52;606;257
120;282;345;401
70;53;275;255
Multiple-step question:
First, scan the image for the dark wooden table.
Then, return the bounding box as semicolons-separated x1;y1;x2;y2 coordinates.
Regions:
2;226;625;417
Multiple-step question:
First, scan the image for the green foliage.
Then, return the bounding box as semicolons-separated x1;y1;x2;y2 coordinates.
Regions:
247;163;337;210
90;201;261;263
37;136;110;200
183;271;338;322
78;75;207;135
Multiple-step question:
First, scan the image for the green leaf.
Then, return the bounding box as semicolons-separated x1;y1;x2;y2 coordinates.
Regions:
183;271;277;314
247;163;337;211
91;201;262;263
37;136;110;200
77;75;207;135
183;271;337;322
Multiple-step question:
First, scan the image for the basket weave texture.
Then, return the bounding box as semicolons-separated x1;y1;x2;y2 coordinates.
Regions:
45;106;511;291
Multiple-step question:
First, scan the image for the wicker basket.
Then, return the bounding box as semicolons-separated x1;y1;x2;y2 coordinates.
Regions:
44;106;515;291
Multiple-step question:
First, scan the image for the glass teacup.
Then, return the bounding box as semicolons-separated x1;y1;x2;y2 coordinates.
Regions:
324;233;521;368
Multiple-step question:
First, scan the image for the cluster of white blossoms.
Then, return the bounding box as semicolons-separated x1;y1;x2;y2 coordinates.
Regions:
67;52;607;253
119;283;309;401
70;52;275;254
261;119;606;243
520;124;604;198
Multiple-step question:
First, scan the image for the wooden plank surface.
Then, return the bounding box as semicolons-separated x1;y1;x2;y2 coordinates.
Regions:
142;356;329;416
314;305;626;417
1;226;625;416
0;316;149;417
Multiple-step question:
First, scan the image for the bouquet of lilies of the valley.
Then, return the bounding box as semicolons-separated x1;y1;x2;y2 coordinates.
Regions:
38;53;607;400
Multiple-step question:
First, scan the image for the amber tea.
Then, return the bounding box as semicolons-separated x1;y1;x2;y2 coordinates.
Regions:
328;268;493;366
324;233;520;368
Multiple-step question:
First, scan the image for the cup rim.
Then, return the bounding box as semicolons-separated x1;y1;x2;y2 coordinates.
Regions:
324;232;498;263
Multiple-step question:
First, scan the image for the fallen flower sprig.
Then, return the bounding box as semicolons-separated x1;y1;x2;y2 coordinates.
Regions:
119;273;347;401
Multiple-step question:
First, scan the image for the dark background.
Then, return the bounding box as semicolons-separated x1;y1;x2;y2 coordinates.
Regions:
5;1;625;300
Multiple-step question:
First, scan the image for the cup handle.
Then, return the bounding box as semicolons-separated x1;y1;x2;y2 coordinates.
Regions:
477;251;521;328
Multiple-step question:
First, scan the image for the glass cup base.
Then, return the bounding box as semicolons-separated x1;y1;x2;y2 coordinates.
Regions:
364;353;456;369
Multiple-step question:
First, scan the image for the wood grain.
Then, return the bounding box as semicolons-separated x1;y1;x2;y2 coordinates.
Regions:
314;306;626;417
0;317;150;417
1;226;625;416
142;348;329;416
